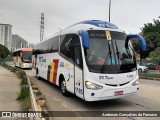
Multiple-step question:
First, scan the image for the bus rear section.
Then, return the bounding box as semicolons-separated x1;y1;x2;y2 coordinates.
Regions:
13;48;33;68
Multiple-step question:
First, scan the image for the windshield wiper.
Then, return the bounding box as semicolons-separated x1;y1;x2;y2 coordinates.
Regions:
108;41;112;64
115;40;133;71
100;41;112;73
115;41;120;64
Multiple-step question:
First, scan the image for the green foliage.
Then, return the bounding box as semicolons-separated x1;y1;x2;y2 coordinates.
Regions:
16;72;31;109
21;77;28;85
17;70;26;79
17;89;29;100
149;47;160;63
140;19;160;58
0;56;13;62
10;67;17;73
139;72;160;78
24;96;31;109
0;44;9;59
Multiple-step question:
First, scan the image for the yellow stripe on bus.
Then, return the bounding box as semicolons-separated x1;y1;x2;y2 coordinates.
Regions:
50;62;55;83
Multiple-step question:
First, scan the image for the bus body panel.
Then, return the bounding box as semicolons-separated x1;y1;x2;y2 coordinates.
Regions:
74;66;84;99
33;52;85;99
34;52;75;93
89;71;137;85
83;69;139;101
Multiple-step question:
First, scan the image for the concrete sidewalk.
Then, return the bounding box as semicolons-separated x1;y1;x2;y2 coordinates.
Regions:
0;66;21;111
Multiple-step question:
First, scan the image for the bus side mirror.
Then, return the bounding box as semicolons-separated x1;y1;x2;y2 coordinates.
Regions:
20;52;22;57
125;34;147;51
80;30;89;49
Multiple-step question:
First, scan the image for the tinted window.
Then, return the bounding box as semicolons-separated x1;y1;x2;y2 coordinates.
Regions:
60;34;74;61
33;35;59;55
73;35;83;68
60;34;83;68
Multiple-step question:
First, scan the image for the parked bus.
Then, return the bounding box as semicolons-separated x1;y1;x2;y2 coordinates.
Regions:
32;20;147;101
13;48;33;68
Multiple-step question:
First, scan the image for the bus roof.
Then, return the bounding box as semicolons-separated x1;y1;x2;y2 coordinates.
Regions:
71;20;118;29
13;48;33;52
34;20;124;46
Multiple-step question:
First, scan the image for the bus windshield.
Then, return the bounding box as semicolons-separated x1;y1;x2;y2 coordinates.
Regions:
85;30;136;74
22;51;32;63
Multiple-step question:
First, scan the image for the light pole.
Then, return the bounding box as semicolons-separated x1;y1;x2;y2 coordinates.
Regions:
58;28;61;48
109;0;111;22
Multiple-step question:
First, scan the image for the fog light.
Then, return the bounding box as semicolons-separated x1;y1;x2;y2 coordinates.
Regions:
132;80;139;86
91;93;95;96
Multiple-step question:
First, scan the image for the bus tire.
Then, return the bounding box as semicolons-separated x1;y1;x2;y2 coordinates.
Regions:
138;68;142;73
36;68;41;80
60;79;69;96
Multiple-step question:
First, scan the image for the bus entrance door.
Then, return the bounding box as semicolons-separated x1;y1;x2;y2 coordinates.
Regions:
74;44;84;99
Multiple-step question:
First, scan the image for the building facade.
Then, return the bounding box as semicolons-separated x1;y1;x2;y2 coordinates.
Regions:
12;34;28;52
0;23;12;51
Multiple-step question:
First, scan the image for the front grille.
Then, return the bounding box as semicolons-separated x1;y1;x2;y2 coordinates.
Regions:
105;81;130;87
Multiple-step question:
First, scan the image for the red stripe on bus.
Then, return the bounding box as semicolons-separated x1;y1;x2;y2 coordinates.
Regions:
52;59;59;84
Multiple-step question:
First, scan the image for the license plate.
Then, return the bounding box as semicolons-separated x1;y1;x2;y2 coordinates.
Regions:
115;91;123;96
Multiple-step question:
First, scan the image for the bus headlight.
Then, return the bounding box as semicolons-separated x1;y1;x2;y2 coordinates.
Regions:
132;80;139;86
85;81;103;90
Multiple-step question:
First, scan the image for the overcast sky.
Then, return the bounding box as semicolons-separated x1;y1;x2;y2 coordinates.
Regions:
0;0;159;44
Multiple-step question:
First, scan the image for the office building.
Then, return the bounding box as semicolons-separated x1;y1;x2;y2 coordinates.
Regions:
12;34;28;52
0;23;12;51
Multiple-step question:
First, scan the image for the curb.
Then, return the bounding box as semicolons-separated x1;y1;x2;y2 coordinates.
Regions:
28;77;49;120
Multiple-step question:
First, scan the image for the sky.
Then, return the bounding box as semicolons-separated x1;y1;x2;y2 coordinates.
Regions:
0;0;159;44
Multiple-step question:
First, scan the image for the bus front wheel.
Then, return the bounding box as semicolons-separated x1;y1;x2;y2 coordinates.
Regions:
60;80;69;96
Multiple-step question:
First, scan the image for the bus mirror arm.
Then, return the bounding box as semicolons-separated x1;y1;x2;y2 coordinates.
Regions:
125;34;147;51
80;30;90;49
20;52;22;58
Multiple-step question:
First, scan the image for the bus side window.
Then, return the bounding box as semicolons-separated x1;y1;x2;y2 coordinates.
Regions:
60;34;74;61
73;35;83;69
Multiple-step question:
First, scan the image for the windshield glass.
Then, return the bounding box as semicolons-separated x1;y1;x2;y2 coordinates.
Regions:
84;30;136;74
22;51;32;63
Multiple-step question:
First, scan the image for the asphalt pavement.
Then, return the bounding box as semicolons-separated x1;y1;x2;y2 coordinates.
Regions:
25;70;160;120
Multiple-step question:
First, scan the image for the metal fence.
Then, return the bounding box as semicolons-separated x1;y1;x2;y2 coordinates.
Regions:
139;70;160;79
0;56;13;62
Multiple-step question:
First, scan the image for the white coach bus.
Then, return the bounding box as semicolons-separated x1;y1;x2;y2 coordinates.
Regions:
32;20;147;101
13;48;33;68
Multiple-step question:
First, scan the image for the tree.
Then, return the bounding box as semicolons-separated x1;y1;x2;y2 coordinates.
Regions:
149;47;160;63
140;19;160;57
0;44;9;59
131;18;160;63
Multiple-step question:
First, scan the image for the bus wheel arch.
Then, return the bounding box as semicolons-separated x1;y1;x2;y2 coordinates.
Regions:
59;74;69;96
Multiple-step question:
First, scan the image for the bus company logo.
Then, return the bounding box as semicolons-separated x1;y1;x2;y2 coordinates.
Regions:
75;87;83;95
39;57;42;62
98;24;105;28
42;59;46;62
39;57;46;62
127;75;133;78
99;76;113;80
60;62;64;67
